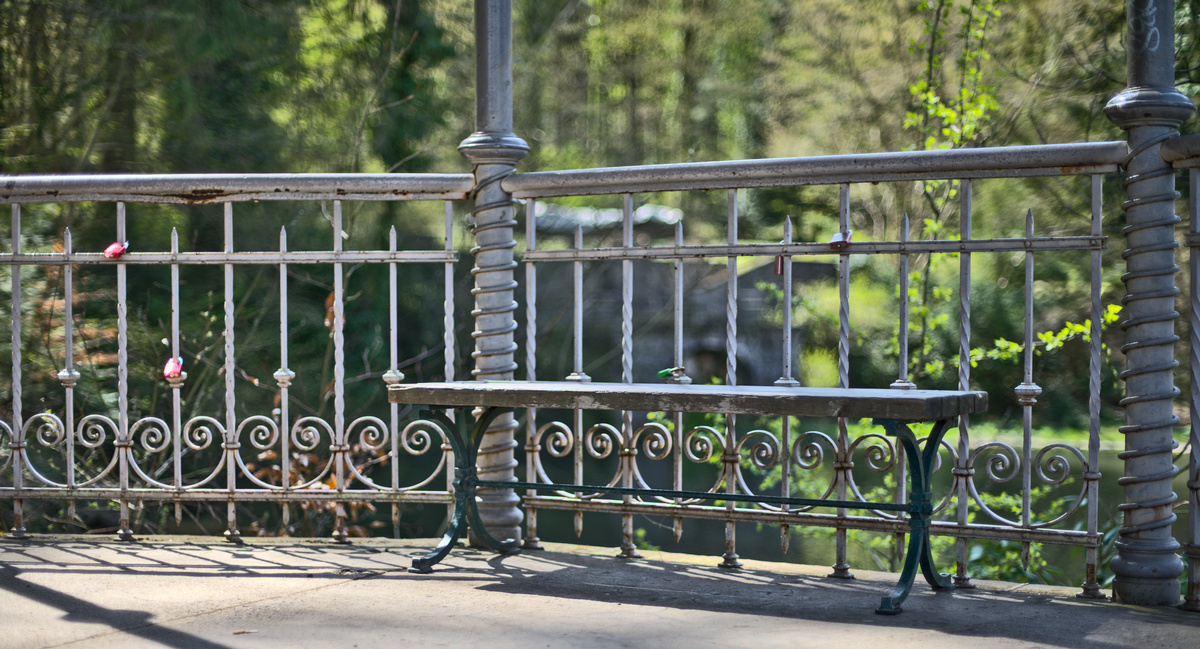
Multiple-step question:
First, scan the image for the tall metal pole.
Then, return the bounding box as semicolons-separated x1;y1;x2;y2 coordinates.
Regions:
460;0;528;543
1104;0;1194;606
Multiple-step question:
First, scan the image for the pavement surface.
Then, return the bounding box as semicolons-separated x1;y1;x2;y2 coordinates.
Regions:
1;534;1198;649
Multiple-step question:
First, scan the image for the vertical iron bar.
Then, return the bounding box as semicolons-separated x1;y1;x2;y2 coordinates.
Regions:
9;204;24;538
59;228;79;526
332;200;348;542
276;226;295;535
1080;175;1105;598
442;202;457;524
1015;210;1042;569
671;219;688;544
568;224;587;539
830;183;853;579
523;198;541;549
1104;0;1192;605
169;229;183;526
568;225;588;382
116;203;134;540
954;180;974;587
893;213;914;389
383;225;402;536
223;203;239;541
777;217;798;387
721;188;741;569
892;212;913;568
777;218;795;552
619;193;639;558
444;200;457;382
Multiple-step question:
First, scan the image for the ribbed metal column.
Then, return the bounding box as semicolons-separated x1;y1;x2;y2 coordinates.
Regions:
1104;0;1194;606
460;0;529;543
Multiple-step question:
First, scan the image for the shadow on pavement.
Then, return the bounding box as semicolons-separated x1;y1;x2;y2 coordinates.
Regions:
2;535;1198;649
0;563;235;649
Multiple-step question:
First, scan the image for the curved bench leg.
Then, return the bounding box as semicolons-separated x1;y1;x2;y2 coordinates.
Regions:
875;418;955;614
461;406;521;555
877;516;927;614
410;410;472;573
410;471;470;573
410;408;519;573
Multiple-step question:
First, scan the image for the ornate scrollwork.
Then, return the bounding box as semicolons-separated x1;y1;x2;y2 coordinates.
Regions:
130;417;171;453
584;423;622;460
0;420;12;475
970;441;1021;483
627;421;675;496
1034;443;1086;486
965;441;1024;526
347;416;389;452
291;416;332;452
237;415;279;451
685;425;722;463
76;414;116;449
847;432;896;473
738;429;781;470
535;421;574;458
400;418;447;455
529;421;576;489
183;416;223;452
67;415;121;487
29;412;66;448
631;422;672;461
730;429;784;506
790;430;835;470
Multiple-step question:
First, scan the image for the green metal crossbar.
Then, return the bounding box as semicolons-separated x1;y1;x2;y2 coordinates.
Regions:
475;479;916;514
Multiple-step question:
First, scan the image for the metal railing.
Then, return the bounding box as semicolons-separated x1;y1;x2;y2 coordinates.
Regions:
1;141;1196;600
509;142;1131;594
1;174;471;540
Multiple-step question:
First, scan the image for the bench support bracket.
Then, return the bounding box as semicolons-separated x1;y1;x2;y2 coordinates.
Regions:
875;418;955;614
409;403;958;614
410;407;521;574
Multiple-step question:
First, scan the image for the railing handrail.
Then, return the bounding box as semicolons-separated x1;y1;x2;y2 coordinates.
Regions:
0;142;1125;204
0;173;475;204
505;141;1126;198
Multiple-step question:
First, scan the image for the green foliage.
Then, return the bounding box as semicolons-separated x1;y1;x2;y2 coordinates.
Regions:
905;0;1006;153
756;268;1122;428
971;304;1122;366
633;527;661;552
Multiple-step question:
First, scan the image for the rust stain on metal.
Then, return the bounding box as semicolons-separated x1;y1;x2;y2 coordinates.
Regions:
1056;165;1095;175
165;188;232;203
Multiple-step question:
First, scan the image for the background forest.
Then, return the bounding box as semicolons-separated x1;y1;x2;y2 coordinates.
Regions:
1;0;1199;569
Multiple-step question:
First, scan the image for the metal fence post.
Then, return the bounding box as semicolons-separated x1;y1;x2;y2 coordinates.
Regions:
1104;0;1194;606
459;0;529;543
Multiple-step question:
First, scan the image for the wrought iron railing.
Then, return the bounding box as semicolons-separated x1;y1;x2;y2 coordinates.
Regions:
2;141;1197;600
1;174;471;540
507;142;1132;595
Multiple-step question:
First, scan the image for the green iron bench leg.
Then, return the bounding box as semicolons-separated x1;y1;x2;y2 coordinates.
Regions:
875;418;955;615
410;407;520;574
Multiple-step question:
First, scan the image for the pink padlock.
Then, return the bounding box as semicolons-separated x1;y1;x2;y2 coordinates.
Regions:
104;241;129;259
163;357;183;380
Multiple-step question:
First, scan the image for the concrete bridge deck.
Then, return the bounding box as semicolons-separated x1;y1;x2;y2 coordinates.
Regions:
1;535;1197;649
